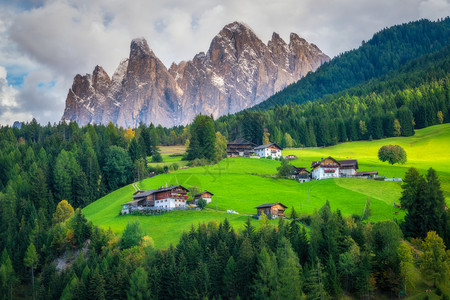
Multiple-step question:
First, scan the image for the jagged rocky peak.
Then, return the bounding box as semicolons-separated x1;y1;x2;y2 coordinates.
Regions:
111;59;129;82
289;32;309;46
92;65;111;94
209;21;265;61
130;38;151;55
62;21;330;128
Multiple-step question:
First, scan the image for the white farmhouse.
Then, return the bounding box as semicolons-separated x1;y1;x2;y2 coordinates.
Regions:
311;157;341;180
254;143;282;159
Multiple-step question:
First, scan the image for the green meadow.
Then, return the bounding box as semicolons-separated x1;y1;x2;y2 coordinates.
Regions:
147;145;189;168
84;124;450;249
285;123;450;202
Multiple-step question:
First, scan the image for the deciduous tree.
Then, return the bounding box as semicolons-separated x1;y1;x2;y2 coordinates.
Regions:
378;144;407;165
53;200;74;224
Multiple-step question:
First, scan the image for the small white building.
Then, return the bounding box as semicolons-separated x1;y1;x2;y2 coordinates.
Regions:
193;190;214;204
254;143;282;159
311;157;341;180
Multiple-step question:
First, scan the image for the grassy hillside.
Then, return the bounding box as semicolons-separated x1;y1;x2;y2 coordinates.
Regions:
84;124;450;249
285;123;450;201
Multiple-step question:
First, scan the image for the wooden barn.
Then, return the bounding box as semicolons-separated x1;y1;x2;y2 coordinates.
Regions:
227;138;257;157
255;203;288;219
292;167;311;183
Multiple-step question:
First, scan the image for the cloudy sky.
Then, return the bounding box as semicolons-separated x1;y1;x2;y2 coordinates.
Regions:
0;0;448;126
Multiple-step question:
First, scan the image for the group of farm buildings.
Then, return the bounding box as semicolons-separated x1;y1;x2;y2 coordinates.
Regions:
121;139;378;216
227;138;378;181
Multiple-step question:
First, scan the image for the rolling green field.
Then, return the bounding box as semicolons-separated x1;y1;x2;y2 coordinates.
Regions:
84;124;450;249
284;123;450;202
148;145;188;168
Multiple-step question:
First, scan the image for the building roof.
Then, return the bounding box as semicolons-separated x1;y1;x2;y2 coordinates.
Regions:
194;190;214;197
255;202;288;209
131;185;189;199
355;171;378;176
254;143;283;150
122;199;141;206
227;138;256;146
311;156;341;168
292;167;310;174
337;159;358;169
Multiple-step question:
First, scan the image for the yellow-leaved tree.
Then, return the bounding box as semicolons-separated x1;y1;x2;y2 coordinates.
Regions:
53;200;74;224
124;128;135;143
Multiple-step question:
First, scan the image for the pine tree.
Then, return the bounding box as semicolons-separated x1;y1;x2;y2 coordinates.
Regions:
242;217;255;239
305;259;329;300
0;250;16;300
128;137;141;162
398;106;415;136
223;256;237;299
236;237;255;298
355;252;374;299
127;267;151;300
61;275;78;300
252;247;278;299
88;268;106;300
325;255;341;297
277;238;303;299
424;168;446;240
24;243;38;300
401;168;446;240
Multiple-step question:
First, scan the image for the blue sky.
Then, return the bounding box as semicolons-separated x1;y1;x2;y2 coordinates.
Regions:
0;0;448;126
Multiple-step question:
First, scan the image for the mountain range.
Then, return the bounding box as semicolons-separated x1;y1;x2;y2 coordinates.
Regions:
61;22;329;128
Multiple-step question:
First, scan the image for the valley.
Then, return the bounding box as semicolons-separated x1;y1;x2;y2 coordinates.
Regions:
84;123;450;249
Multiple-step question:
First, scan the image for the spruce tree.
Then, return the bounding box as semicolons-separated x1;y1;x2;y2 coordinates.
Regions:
277;238;303;299
223;256;237;299
252;247;278;299
127;267;151;300
88;268;106;300
236;237;255;298
24;243;38;300
128;137;141;162
325;255;341;297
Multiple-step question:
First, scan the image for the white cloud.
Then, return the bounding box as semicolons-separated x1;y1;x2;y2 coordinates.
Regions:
0;66;32;125
0;0;448;126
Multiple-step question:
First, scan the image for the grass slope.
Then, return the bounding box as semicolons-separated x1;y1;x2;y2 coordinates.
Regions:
84;124;450;249
285;123;450;201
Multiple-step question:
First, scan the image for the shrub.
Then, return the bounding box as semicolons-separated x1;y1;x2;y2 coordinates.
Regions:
151;153;163;163
197;198;207;210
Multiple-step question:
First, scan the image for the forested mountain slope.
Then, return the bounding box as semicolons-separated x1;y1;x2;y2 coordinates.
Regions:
255;18;450;110
215;44;450;146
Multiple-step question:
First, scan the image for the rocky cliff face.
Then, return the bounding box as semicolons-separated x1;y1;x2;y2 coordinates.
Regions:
62;22;330;128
